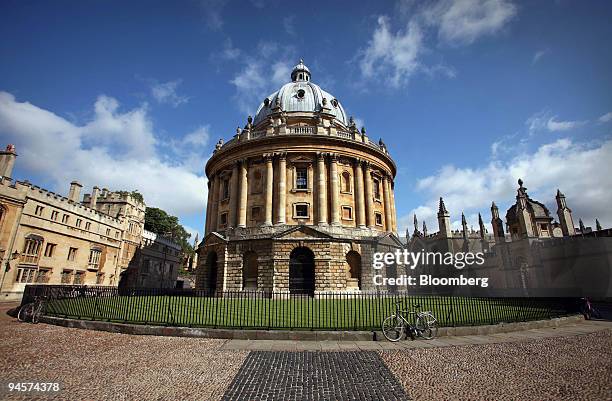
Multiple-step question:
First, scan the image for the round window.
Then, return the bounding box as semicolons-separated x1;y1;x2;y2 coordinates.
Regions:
264;98;270;107
297;89;305;99
331;99;339;107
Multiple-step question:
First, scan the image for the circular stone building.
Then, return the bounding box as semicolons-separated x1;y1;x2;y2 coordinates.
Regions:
196;60;402;295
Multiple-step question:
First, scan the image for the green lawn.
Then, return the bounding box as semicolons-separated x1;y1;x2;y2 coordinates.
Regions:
43;295;568;330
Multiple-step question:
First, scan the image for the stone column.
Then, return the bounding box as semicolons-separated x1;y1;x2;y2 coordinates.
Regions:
383;174;393;232
276;152;287;225
354;159;366;228
317;152;328;225
210;174;219;232
364;162;374;228
238;159;248;228
329;153;340;225
205;179;213;234
230;162;239;228
264;154;273;226
389;180;397;233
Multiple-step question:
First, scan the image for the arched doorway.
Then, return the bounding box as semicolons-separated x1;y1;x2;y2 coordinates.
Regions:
346;251;361;289
242;251;258;290
206;252;218;293
289;247;315;295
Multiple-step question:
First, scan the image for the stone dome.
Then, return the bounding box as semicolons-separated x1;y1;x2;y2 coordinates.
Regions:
253;60;348;127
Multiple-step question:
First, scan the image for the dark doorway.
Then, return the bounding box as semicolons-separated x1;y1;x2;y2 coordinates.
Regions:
206;252;218;293
242;251;258;290
289;247;315;295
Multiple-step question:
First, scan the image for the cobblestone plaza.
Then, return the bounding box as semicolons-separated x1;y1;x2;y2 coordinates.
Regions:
1;303;611;401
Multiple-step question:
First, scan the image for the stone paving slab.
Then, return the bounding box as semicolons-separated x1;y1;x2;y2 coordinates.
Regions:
221;351;410;401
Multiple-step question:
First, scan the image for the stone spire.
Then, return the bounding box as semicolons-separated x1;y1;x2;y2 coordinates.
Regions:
437;197;451;239
423;221;428;237
413;213;419;235
596;219;602;231
556;188;575;237
579;218;586;233
516;178;535;238
461;212;469;251
478;213;486;239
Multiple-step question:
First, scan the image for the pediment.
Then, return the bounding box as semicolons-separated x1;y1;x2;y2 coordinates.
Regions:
273;225;334;239
376;232;404;248
203;231;227;246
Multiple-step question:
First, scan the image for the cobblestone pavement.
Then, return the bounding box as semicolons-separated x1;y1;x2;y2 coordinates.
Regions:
2;302;611;401
381;329;612;401
0;303;247;401
222;351;409;401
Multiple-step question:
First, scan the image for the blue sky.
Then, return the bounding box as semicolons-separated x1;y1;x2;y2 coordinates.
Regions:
1;0;611;240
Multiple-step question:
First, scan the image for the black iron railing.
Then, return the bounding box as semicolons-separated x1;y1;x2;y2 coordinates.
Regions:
22;285;578;331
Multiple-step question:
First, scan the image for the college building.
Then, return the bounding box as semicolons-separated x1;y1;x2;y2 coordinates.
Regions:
0;145;181;300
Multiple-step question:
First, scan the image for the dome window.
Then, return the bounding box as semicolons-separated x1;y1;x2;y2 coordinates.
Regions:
331;99;339;108
297;89;305;99
264;98;270;107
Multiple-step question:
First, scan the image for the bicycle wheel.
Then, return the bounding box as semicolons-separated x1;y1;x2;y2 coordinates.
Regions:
382;315;405;342
416;313;438;340
17;304;34;323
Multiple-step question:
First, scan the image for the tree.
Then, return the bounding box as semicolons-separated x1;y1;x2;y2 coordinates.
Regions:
144;207;194;256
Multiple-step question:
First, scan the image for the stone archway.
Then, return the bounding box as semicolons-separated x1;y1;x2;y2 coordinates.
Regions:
205;252;218;293
346;251;361;289
242;251;258;290
289;247;315;295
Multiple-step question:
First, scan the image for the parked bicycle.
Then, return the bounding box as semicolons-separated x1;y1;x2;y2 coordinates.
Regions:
382;301;438;342
17;295;48;324
580;297;601;320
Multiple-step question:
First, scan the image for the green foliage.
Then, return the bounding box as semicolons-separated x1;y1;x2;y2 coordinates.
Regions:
144;207;194;255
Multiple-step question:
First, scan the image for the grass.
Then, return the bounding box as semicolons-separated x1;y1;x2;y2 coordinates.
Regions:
43;295;565;330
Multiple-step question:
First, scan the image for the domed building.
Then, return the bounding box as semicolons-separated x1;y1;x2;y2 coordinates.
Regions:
196;60;402;295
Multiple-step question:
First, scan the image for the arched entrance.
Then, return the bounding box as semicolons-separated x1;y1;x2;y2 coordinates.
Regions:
289;247;315;295
205;252;218;293
346;251;361;289
242;251;258;290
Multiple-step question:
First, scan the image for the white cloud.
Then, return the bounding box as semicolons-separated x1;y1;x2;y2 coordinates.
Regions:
200;0;227;31
357;0;516;87
532;49;548;64
526;110;586;134
546;116;585;132
0;91;208;218
599;111;612;123
423;0;517;45
283;15;296;35
229;42;294;115
360;17;424;88
399;138;612;234
150;79;189;107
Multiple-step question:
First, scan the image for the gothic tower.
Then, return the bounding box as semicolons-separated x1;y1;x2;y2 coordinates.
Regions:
556;189;576;236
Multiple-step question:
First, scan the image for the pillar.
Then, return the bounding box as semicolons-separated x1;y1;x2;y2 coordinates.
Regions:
210;174;219;232
276;152;287;225
383;174;393;232
389;180;397;232
329;153;340;225
264;154;273;226
238;159;248;228
364;162;374;228
230;163;239;228
205;178;213;234
354;159;366;228
317;152;328;225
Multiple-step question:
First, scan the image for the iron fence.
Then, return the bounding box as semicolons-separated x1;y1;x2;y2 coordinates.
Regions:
22;285;579;331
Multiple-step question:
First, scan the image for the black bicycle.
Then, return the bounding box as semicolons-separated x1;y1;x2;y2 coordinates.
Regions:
17;295;47;324
382;301;438;342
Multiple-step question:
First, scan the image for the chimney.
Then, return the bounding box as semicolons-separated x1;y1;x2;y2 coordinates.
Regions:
90;186;100;209
68;181;82;202
101;187;109;197
0;144;17;179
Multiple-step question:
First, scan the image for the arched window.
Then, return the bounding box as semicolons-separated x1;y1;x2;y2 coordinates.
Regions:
22;234;44;265
346;251;361;289
242;251;258;290
341;171;351;193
